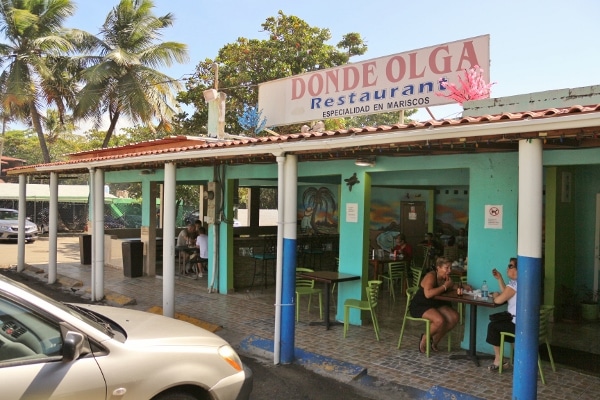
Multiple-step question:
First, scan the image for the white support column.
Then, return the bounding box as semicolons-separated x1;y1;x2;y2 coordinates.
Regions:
513;138;543;399
17;174;26;272
89;169;95;294
279;154;298;364
48;172;59;283
163;162;177;318
273;154;286;364
93;169;105;301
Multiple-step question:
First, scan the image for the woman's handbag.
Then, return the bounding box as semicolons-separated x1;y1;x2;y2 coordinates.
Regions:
489;311;513;322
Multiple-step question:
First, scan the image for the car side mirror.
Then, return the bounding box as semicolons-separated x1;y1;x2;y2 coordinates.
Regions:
62;331;85;362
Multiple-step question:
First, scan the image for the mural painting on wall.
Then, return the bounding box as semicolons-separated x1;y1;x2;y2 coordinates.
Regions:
369;187;469;253
435;189;469;240
369;188;410;252
298;185;338;235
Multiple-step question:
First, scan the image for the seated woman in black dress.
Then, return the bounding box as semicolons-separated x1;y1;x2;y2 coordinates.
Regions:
410;257;464;353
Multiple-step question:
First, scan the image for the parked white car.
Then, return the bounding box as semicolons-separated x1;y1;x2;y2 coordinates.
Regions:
0;275;252;399
0;208;38;243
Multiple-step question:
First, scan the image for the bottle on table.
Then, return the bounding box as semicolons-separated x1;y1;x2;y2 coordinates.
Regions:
457;280;463;296
481;280;489;298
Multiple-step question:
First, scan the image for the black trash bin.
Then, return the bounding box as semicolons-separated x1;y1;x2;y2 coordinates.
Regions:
122;240;144;278
79;234;92;265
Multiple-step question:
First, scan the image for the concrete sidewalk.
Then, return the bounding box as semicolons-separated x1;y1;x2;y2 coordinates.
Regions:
2;238;598;400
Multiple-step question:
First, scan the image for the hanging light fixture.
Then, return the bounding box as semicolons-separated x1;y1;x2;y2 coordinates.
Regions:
355;157;376;167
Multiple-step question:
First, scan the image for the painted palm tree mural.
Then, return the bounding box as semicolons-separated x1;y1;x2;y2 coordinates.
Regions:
301;186;338;234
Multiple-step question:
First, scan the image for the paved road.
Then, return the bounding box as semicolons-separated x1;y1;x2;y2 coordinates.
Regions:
0;236;82;267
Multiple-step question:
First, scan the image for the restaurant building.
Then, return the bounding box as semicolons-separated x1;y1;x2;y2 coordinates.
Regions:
7;37;600;397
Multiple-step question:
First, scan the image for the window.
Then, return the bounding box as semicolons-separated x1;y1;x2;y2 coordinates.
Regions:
0;297;62;364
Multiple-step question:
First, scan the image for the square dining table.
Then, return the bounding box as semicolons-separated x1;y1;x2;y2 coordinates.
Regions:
435;290;501;366
296;270;360;330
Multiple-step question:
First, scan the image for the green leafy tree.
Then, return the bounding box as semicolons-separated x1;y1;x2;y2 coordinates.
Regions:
44;109;76;144
337;32;367;58
0;106;16;176
75;0;188;148
177;11;363;136
120;124;170;144
2;128;44;164
0;0;83;163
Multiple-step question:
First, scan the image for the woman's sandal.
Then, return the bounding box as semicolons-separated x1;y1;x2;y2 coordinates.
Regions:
430;339;439;352
418;334;426;354
488;362;511;371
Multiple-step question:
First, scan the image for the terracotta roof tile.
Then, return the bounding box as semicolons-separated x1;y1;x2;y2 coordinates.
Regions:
7;103;600;174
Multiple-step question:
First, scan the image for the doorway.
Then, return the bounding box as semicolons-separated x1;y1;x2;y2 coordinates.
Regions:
401;201;426;255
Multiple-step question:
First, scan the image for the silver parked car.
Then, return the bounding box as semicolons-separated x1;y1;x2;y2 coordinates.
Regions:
0;208;38;243
0;275;252;399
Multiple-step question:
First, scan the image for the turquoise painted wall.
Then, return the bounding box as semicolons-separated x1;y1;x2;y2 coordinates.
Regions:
465;153;519;352
337;169;371;324
103;145;600;351
574;164;600;289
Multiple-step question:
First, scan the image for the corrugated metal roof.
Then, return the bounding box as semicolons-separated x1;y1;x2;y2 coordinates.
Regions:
0;183;116;202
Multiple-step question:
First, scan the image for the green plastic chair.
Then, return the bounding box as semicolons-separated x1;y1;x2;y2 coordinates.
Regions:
410;266;423;288
498;305;556;384
295;268;323;322
343;280;382;341
379;261;407;302
397;286;451;357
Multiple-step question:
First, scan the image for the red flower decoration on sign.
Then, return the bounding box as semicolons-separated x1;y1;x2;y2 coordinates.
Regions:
436;65;496;105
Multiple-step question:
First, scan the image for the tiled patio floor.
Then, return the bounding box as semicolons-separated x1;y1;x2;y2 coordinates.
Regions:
24;259;600;400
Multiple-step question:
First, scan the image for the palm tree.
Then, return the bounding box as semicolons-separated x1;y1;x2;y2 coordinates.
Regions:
75;0;188;148
0;0;80;163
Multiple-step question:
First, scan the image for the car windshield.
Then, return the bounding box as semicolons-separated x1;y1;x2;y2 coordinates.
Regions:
6;277;116;337
0;210;18;220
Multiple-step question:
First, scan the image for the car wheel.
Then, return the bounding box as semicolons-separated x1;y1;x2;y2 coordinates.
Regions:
153;391;199;400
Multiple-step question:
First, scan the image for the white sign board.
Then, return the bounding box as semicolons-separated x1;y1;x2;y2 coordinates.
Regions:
346;203;358;223
258;35;490;127
484;205;503;229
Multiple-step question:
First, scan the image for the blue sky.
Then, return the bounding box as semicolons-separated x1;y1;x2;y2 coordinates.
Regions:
65;0;599;124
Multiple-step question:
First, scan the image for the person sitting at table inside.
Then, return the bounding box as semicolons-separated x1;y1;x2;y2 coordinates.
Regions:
410;257;465;353
392;234;413;262
177;223;197;267
486;257;518;371
194;219;203;233
177;222;196;247
191;226;209;277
